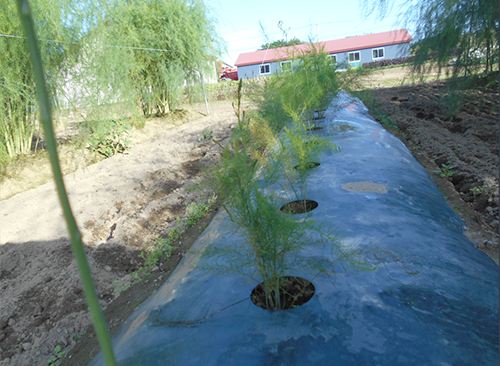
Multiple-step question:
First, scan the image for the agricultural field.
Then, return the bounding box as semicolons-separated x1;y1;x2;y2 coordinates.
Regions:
360;67;499;260
0;66;498;365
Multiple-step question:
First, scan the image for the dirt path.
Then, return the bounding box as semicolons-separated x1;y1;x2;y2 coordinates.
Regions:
0;102;238;366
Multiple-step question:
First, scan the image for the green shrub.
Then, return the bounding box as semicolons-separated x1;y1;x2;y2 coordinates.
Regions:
84;117;132;157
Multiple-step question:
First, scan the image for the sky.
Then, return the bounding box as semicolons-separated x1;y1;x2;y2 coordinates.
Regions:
206;0;414;66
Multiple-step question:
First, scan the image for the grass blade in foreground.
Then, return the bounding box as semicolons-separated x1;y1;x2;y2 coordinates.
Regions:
15;0;117;364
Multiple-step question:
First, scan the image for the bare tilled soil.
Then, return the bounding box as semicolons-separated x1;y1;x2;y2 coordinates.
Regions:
366;79;499;260
0;72;498;366
0;102;238;366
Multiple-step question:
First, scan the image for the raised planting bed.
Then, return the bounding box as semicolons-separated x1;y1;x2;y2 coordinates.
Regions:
89;92;498;366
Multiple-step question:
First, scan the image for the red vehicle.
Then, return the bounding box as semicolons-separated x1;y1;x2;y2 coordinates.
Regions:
219;67;238;81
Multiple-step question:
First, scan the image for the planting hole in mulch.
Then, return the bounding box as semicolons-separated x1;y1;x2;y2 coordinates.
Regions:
250;276;315;310
280;199;318;214
294;161;320;170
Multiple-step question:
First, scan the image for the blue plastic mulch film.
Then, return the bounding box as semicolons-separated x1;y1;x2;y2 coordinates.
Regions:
89;92;499;366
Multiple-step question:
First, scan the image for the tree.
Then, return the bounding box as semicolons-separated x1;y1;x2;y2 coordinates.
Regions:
407;0;498;77
107;0;222;116
0;0;222;167
259;37;303;51
0;0;76;162
362;0;499;79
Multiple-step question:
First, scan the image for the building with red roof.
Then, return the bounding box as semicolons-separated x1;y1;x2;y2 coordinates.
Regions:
235;29;412;79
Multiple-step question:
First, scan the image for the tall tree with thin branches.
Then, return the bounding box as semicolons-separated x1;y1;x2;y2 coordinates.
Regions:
362;0;499;79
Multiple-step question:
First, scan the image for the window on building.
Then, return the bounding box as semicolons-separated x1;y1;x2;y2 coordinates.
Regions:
372;48;385;59
348;52;360;62
260;63;271;75
280;61;292;72
329;54;337;63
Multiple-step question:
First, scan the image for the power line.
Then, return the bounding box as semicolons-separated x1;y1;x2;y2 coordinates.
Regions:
0;33;172;52
1;14;400;56
0;33;25;39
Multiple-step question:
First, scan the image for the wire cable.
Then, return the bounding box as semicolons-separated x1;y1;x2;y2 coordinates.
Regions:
0;33;172;52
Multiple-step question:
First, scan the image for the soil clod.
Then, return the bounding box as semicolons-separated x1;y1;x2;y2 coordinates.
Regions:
250;276;315;311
